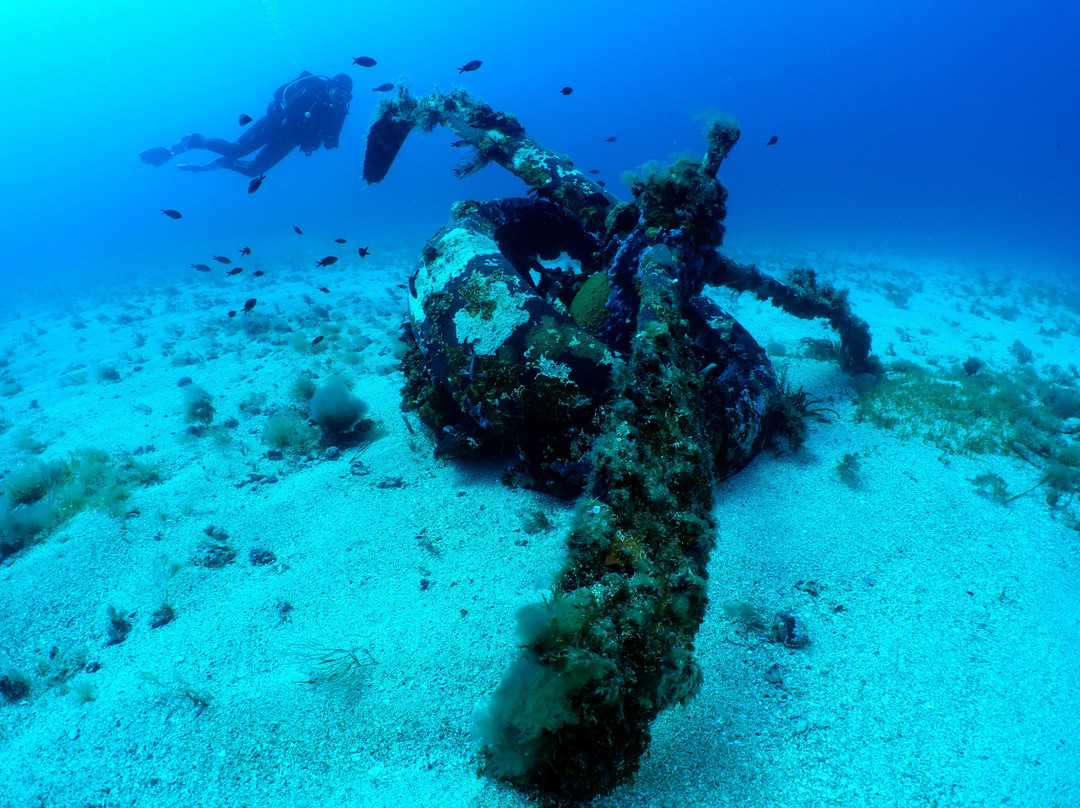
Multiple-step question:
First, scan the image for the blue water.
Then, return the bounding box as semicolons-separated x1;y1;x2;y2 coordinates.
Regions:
1;0;1077;296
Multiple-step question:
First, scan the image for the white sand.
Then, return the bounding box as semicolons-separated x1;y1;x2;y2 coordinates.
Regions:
1;246;1078;807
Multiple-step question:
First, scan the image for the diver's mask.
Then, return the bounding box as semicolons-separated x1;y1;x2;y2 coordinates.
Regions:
328;86;352;107
327;75;353;109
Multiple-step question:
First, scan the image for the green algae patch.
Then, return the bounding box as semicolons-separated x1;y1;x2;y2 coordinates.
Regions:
0;449;159;556
524;315;613;369
854;361;1071;455
569;272;610;333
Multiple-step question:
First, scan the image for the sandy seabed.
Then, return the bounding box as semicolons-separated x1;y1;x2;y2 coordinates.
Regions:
1;244;1078;808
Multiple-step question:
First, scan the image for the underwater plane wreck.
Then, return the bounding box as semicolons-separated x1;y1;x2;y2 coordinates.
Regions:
364;87;874;799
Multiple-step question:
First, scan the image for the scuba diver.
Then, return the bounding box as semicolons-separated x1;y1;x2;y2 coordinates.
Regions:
139;72;353;177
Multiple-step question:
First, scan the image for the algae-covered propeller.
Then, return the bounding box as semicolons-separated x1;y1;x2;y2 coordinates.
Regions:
364;88;874;799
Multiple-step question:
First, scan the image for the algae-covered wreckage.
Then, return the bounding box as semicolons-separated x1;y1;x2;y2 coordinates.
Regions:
364;87;875;800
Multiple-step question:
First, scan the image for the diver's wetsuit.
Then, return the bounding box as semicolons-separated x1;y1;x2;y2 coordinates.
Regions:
140;72;351;177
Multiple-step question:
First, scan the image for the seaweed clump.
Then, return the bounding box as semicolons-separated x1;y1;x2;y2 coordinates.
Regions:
263;410;319;455
0;449;158;558
0;670;31;702
765;371;838;452
309;376;377;447
624;157;729;248
181;384;215;425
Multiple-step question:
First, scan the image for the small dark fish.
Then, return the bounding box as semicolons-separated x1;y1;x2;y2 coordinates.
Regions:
316;256;338;267
449;140;470;148
293;225;303;235
766;135;779;146
191;263;212;272
372;83;394;92
603;136;617;143
252;270;264;277
239;246;251;256
318;286;330;293
311;335;325;346
213;255;232;264
457;60;482;73
357;246;370;258
587;169;600;174
333;237;347;244
161;209;182;219
584;192;610;208
242;298;257;313
238;113;253;126
227;267;244;276
597;180;606;187
560;87;573;95
248;174;266;194
352;56;377;67
227;310;237;318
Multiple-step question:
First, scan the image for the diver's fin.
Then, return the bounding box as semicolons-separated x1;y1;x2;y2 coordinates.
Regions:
177;158;225;173
139;147;173;167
